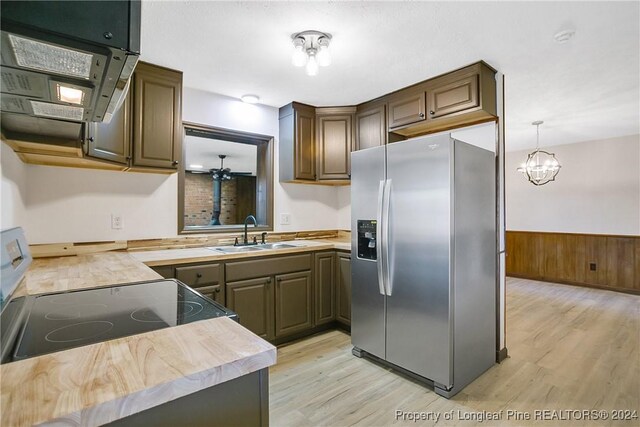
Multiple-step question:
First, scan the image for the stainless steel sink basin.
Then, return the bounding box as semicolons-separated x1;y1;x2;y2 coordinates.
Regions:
256;243;298;250
208;246;265;254
206;242;302;253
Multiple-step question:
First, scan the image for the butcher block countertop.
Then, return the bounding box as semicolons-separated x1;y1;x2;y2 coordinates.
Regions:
129;238;351;267
1;252;276;427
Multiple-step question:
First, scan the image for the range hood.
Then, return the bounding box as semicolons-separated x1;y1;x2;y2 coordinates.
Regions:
0;0;140;141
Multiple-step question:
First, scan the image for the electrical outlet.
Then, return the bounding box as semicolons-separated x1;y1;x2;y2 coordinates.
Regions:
111;214;123;230
280;213;291;225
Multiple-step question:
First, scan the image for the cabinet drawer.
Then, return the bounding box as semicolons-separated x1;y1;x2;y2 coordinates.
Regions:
427;74;479;119
388;92;426;129
175;264;222;287
226;254;312;282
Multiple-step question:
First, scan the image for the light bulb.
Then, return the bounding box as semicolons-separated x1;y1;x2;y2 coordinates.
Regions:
306;52;319;76
291;37;307;67
317;42;331;67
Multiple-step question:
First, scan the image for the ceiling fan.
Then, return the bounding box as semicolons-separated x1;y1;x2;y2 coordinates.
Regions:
188;155;253;226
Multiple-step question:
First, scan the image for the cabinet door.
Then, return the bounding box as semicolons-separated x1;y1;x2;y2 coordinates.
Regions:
336;252;352;325
314;252;336;325
388;91;426;129
226;277;274;340
193;284;225;306
274;271;313;338
294;108;316;180
85;91;131;165
317;114;351;180
132;62;182;169
427;74;479;119
355;104;386;151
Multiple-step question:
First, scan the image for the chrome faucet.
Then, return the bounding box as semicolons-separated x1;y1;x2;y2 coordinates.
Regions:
242;215;258;245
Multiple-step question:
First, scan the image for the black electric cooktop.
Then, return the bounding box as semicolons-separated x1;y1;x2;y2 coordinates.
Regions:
0;279;237;364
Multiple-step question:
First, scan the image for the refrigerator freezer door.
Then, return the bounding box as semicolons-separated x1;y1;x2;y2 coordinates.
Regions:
384;134;453;387
351;145;386;359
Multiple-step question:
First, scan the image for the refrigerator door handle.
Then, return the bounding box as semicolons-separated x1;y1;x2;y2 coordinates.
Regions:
383;179;393;296
376;180;386;295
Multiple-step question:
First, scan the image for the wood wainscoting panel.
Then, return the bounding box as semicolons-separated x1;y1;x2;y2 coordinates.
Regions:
506;231;640;294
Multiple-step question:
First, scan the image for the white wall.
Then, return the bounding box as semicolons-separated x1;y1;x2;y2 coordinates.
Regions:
506;134;640;235
0;143;27;232
0;88;344;244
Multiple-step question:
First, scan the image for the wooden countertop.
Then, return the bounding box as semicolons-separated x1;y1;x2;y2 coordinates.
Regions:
1;252;276;427
129;238;351;267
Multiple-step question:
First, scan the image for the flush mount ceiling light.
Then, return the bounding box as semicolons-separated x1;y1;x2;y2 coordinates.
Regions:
517;121;561;186
291;30;332;76
241;94;260;104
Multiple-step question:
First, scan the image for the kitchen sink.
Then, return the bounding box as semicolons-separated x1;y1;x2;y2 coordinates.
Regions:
256;243;298;250
208;246;265;254
206;242;302;253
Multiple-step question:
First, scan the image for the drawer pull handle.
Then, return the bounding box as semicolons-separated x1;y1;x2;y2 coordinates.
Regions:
196;273;202;278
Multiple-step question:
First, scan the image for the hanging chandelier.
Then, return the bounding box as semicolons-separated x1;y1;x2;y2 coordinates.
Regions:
517;121;561;186
291;30;332;76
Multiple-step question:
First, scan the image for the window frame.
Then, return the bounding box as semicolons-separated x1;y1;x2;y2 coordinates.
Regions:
178;122;274;235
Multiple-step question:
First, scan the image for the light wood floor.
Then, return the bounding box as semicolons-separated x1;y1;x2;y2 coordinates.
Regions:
269;277;640;426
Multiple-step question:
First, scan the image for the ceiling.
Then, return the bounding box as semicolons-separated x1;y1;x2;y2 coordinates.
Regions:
184;136;257;174
140;1;639;151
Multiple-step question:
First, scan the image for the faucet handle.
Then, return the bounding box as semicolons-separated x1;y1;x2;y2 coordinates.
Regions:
261;232;268;244
252;236;257;244
234;237;239;246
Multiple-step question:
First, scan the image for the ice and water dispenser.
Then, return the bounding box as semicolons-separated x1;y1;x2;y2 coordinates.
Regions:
356;220;377;260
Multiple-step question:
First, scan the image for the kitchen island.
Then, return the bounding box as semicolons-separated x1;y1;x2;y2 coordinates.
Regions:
0;252;276;427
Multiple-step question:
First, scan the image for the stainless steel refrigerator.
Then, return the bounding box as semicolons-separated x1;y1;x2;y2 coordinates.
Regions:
351;132;496;398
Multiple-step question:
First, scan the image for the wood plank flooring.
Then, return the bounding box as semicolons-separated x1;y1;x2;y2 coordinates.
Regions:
270;277;640;426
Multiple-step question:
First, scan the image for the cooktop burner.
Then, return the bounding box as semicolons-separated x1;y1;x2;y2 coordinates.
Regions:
2;279;236;363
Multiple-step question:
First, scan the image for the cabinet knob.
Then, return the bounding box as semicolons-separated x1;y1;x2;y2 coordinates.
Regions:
419;113;425;118
196;273;202;278
87;137;95;142
172;161;179;166
103;32;113;40
215;288;220;293
267;278;272;283
429;110;435;115
126;156;131;161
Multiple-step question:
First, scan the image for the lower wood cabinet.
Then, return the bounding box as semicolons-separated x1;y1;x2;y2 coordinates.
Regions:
314;252;336;325
150;249;354;343
175;263;225;306
274;271;313;338
336;252;352;325
226;277;275;341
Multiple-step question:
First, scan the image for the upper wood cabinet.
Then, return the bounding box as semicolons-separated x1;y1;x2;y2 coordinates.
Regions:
5;62;183;173
390;62;497;138
316;109;352;180
426;73;479;119
131;61;183;170
279;102;316;182
85;88;132;167
355;102;387;151
388;91;426;129
279;103;353;184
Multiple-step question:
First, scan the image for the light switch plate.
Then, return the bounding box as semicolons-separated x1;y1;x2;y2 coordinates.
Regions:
280;213;291;225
